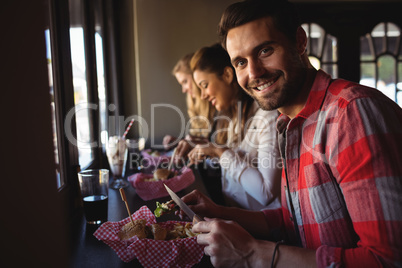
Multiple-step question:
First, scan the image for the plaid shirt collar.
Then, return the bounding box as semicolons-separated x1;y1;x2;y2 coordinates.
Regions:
277;69;332;134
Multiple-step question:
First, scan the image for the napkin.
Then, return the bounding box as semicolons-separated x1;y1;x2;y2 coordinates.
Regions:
93;206;204;267
128;167;195;201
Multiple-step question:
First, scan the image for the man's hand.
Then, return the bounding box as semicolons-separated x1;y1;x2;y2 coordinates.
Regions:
177;190;222;220
193;218;261;267
181;190;269;267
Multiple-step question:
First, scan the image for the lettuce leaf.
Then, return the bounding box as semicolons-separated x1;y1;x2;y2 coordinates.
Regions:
154;202;164;217
154;201;177;218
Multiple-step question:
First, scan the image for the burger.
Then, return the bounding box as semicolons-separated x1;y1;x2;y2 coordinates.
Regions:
117;219;169;240
151;223;168;240
153;168;176;181
118;219;148;240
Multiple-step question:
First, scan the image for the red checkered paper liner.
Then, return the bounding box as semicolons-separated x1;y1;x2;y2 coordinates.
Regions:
127;167;195;201
93;206;204;267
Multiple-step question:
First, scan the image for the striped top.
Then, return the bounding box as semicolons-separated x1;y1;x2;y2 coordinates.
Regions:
263;70;402;267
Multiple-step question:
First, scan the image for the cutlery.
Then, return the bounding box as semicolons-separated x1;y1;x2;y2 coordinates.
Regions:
164;184;203;224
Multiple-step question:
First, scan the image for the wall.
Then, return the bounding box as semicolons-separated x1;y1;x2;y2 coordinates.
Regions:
123;0;238;147
0;0;69;266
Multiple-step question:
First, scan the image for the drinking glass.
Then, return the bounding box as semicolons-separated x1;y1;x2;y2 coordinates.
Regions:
78;169;109;224
106;136;129;189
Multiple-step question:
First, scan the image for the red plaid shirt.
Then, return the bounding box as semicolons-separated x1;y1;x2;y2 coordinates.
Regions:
263;70;402;267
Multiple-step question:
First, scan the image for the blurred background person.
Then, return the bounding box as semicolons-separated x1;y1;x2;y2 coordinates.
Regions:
163;53;216;152
187;43;282;210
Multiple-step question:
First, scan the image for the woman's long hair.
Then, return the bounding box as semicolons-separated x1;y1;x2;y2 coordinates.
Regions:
190;43;254;146
172;53;216;137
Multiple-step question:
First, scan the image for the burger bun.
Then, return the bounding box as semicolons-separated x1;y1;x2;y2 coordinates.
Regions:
118;219;148;240
153;168;174;181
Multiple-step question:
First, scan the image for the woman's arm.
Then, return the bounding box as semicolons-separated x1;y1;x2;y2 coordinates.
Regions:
220;110;281;206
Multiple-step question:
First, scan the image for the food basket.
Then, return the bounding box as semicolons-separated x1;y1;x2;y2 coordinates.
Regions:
93;206;204;267
140;149;171;169
128;167;195;201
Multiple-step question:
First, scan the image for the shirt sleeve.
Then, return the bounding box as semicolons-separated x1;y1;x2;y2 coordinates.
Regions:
317;95;402;267
261;208;284;232
219;110;282;206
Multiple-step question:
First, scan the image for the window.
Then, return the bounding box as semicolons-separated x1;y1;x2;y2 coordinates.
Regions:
296;1;402;84
47;0;123;217
302;23;338;78
95;31;108;149
360;22;402;106
45;29;63;188
69;0;108;169
70;27;94;167
68;0;109;169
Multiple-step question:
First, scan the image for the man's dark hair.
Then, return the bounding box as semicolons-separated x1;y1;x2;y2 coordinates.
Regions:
218;0;300;49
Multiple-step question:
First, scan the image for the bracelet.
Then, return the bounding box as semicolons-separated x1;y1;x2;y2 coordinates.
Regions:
270;240;285;268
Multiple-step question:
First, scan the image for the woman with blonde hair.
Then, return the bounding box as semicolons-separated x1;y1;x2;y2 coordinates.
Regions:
187;43;282;210
163;53;216;151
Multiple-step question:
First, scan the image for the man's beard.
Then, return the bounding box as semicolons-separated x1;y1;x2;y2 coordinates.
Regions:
251;57;306;111
254;74;301;111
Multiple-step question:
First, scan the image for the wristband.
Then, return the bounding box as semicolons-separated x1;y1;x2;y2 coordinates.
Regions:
270;240;285;268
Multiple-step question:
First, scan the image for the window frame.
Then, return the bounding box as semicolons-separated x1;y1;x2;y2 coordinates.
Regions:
48;0;80;218
295;1;402;83
360;22;402;104
47;0;124;219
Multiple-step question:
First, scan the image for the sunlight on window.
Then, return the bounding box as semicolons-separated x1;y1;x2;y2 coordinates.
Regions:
360;22;402;106
45;29;63;189
95;32;108;147
308;56;321;70
70;27;93;168
302;23;338;78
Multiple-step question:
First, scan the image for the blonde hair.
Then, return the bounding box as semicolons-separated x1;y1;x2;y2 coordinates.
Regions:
172;53;216;138
190;43;254;146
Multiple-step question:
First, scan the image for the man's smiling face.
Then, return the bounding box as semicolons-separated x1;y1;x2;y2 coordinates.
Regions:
226;17;306;111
